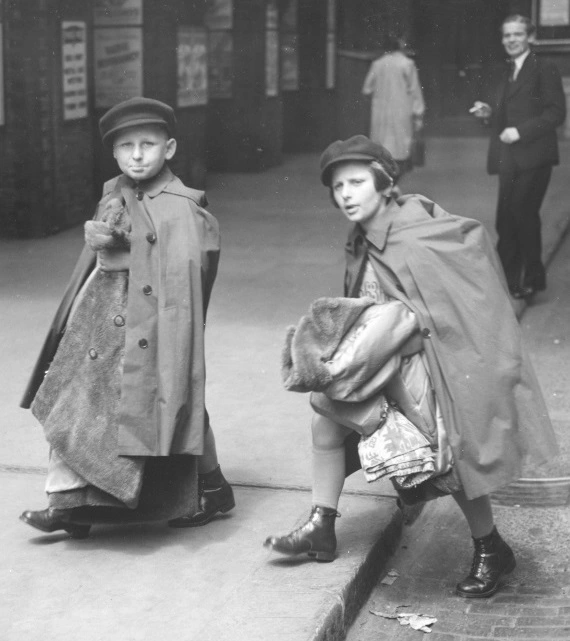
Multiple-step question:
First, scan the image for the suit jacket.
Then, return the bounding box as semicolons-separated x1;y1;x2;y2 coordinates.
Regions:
487;52;566;175
343;195;558;499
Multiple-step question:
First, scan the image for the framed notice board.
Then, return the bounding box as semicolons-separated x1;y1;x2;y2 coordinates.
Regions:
533;0;570;48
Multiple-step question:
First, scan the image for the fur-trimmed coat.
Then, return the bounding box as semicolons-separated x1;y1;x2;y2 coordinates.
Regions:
22;165;220;459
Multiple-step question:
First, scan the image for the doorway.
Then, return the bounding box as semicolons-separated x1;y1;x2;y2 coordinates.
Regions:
413;0;509;135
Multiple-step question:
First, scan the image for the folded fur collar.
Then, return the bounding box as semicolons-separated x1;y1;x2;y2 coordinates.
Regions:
282;296;375;392
85;197;131;251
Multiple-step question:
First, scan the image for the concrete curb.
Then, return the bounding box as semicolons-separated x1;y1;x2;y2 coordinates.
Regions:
313;502;425;641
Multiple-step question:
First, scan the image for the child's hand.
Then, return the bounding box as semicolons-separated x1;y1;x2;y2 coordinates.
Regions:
98;248;130;272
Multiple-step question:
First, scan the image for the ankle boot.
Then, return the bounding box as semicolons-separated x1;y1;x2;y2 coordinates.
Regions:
456;526;516;598
263;506;339;562
168;465;235;528
19;508;91;539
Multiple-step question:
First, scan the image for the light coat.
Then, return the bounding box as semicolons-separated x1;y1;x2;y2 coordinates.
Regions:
362;51;425;161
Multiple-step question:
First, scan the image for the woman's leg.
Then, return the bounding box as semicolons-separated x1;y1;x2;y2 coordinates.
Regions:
453;490;516;598
264;414;353;561
452;490;494;539
311;414;353;510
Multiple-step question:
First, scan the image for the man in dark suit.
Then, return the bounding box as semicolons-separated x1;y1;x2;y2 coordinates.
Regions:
471;14;566;299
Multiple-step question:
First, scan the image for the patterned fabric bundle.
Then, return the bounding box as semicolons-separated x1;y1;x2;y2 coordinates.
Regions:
357;403;436;487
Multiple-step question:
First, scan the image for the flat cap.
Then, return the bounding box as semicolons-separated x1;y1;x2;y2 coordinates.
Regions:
99;97;177;145
319;135;398;186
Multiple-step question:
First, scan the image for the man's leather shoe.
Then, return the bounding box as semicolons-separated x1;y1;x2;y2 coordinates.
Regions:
168;466;235;528
20;508;91;539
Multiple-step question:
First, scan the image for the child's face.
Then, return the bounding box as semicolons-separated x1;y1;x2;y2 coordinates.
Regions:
112;124;176;182
331;162;388;231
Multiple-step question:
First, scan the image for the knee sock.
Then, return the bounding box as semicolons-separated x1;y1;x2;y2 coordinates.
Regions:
311;446;345;511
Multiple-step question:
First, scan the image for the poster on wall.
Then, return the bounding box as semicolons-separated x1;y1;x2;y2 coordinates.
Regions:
282;0;298;31
326;32;335;90
539;0;569;26
266;0;278;29
94;28;143;108
327;0;336;32
265;30;279;97
0;26;4;126
62;22;88;120
205;0;233;30
94;0;143;27
208;31;233;98
177;27;208;108
280;33;299;91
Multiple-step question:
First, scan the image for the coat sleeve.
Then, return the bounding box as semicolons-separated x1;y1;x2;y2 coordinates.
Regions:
517;61;566;142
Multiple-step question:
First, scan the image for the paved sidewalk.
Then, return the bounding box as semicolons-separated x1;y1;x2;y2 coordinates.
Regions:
1;137;569;641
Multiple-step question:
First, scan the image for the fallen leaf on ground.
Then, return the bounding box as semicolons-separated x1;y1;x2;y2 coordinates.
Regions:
370;608;436;633
380;568;400;585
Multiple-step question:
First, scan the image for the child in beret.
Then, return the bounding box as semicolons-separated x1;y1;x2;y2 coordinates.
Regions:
264;135;557;599
20;97;234;537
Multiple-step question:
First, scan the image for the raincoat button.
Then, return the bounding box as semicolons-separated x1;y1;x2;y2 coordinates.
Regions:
146;232;156;244
422;328;431;338
142;285;152;295
113;315;125;327
136;191;144;201
88;348;98;360
138;338;148;349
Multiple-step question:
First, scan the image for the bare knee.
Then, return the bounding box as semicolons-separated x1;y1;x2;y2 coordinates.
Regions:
311;413;351;450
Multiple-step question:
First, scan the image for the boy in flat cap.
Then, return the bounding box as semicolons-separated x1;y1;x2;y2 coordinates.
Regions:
19;97;234;538
265;135;557;599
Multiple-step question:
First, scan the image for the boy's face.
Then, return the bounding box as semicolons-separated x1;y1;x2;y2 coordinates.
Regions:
112;124;176;182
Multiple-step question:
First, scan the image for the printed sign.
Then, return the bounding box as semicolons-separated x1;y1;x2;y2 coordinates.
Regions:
94;0;143;26
265;30;279;97
177;27;208;107
326;32;335;90
62;22;88;120
94;28;143;107
540;0;570;26
280;32;299;91
0;26;4;126
208;31;233;98
205;0;233;30
266;0;278;29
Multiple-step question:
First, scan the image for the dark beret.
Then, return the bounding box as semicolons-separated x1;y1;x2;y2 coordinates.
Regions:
319;135;398;186
99;97;177;145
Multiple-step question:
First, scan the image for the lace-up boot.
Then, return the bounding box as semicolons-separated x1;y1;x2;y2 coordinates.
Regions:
264;506;339;562
168;465;235;528
456;526;516;598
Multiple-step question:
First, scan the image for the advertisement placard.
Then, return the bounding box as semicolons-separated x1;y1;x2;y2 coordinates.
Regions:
0;27;4;126
205;0;233;30
265;30;279;97
62;22;88;120
94;28;143;108
94;0;143;26
177;27;208;107
208;31;233;98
